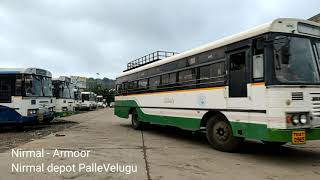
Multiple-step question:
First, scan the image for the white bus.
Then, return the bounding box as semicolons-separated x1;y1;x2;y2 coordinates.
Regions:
96;95;105;108
79;92;97;110
0;68;55;125
52;76;75;117
115;18;320;152
74;88;82;111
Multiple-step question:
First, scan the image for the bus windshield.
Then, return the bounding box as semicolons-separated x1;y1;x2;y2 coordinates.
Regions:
25;75;53;97
316;42;320;59
82;94;90;101
273;35;320;84
43;77;53;97
62;84;70;98
25;75;43;96
69;84;75;99
54;81;74;99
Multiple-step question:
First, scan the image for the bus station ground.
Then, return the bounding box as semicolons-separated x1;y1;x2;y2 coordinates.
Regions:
0;109;319;180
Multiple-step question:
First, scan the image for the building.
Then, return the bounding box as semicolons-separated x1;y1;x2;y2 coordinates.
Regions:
70;76;87;89
309;13;320;23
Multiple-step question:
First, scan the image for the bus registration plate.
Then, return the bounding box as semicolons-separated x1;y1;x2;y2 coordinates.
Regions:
292;130;306;145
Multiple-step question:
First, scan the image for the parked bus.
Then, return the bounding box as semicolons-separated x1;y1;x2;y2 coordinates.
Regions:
52;76;75;117
79;92;97;110
0;68;55;125
115;18;320;152
96;95;105;108
74;88;81;111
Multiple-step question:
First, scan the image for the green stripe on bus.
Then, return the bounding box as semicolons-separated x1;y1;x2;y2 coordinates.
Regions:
115;100;320;142
115;100;200;130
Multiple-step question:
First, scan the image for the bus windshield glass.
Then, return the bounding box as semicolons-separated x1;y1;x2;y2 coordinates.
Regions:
62;84;70;98
43;77;53;97
273;35;320;84
316;42;320;59
69;84;75;99
82;94;90;101
25;75;53;97
25;75;43;96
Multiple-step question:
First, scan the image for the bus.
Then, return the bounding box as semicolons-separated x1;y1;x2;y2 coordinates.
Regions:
74;87;82;110
114;18;320;152
79;92;97;110
96;95;105;108
52;76;75;117
0;68;55;125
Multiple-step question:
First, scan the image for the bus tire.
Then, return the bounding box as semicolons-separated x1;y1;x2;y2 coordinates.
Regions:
262;141;286;146
131;109;143;130
206;114;243;152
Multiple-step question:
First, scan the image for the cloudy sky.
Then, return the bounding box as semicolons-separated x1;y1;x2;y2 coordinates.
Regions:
0;0;319;79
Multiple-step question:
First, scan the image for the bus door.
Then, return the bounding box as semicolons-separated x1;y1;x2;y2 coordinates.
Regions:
226;48;251;108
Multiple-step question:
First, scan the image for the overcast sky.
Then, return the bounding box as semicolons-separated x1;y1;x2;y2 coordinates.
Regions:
0;0;319;79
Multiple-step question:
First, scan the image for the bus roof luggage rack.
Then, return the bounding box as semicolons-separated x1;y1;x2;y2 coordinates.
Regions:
125;51;178;72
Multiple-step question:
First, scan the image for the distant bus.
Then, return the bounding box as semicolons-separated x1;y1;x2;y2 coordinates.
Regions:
52;76;75;117
0;68;55;125
115;18;320;152
96;95;105;108
79;92;97;110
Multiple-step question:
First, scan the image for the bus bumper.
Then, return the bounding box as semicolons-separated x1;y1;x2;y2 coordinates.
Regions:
267;127;320;142
20;115;39;124
231;122;320;143
43;111;55;122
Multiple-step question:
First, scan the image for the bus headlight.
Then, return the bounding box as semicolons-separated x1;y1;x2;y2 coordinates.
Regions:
286;112;309;126
299;114;307;124
27;109;38;115
292;115;299;125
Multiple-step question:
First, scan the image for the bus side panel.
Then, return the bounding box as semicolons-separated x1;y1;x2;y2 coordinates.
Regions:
115;99;201;130
114;99;135;119
138;108;201;131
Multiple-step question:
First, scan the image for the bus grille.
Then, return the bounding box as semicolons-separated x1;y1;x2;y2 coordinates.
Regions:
291;92;303;100
310;93;320;117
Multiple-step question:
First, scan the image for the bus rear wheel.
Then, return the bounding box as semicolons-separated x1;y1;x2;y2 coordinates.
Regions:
206;114;243;152
131;109;143;130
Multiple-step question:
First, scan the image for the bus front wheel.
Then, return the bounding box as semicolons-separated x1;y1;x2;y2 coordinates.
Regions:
206;114;243;152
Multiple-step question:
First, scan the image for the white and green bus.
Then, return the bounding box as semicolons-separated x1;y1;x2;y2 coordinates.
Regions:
115;18;320;152
52;76;75;117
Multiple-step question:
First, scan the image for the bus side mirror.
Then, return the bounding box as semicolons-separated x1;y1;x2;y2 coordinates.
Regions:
253;54;264;79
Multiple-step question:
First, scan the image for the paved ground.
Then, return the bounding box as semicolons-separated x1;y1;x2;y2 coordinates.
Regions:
0;119;78;153
0;108;319;180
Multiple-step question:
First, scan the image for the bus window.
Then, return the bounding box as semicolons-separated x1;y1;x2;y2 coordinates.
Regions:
161;74;169;85
0;79;12;103
138;79;148;89
15;75;22;96
162;73;176;86
168;72;176;85
199;62;225;85
149;76;160;90
128;81;138;90
178;69;197;85
116;84;122;94
253;38;265;80
229;50;248;97
198;51;214;64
